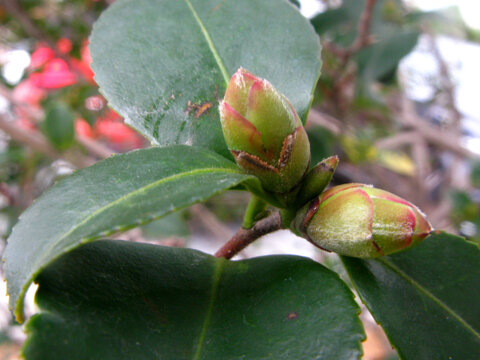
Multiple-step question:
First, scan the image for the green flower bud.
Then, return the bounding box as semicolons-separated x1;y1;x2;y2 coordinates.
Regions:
219;68;310;194
295;183;433;258
296;155;339;207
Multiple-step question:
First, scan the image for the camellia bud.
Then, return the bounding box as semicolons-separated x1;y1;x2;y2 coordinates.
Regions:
295;183;433;258
219;68;310;194
296;155;339;207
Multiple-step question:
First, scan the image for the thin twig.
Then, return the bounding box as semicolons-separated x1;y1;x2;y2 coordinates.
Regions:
324;0;377;65
307;108;342;135
426;30;464;189
0;114;92;168
190;204;233;241
214;211;283;259
76;135;114;159
3;0;55;48
0;114;59;159
308;107;477;159
427;31;462;128
400;97;477;159
322;0;378;115
349;0;378;54
375;131;420;149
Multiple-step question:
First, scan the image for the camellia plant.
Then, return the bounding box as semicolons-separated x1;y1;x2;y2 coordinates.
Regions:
3;1;479;359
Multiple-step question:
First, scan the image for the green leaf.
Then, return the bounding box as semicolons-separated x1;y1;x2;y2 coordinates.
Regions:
141;210;190;240
307;126;337;167
4;145;254;322
24;240;364;360
90;0;321;157
42;102;75;150
341;232;480;360
310;7;351;36
355;30;419;84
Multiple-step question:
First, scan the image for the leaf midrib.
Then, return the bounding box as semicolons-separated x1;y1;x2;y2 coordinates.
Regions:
184;0;230;85
44;167;242;258
192;259;225;360
379;258;480;340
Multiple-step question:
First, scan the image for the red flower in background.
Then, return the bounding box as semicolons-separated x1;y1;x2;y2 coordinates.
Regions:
76;110;144;150
94;110;143;149
71;40;95;84
12;79;46;107
28;38;91;89
29;45;55;69
56;38;73;54
75;118;95;139
15;107;37;132
12;79;46;131
30;59;77;89
15;38;142;151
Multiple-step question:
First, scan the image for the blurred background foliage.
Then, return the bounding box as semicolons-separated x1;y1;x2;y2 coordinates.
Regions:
0;0;479;358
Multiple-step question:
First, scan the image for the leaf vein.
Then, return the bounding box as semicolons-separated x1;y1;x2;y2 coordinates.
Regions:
184;0;229;85
44;167;242;260
193;259;225;360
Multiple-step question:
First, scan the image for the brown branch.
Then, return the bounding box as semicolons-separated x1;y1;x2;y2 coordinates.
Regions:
0;113;59;159
3;0;56;49
76;135;114;159
214;212;283;259
349;0;377;53
400;97;477;159
307;108;342;135
427;32;462;128
308;106;478;159
0;183;15;206
190;204;233;241
425;31;465;189
375;131;420;149
322;0;378;115
0;114;92;168
324;0;377;64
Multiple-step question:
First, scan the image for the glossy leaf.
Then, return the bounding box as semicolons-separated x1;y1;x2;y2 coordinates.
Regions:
24;240;364;360
4;145;254;322
342;232;480;360
90;0;321;157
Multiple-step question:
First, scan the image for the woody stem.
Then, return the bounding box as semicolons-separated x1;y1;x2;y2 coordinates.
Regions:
214;211;283;259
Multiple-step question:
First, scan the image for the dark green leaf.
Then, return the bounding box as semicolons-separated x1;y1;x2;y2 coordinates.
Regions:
90;0;321;157
307;126;337;167
141;210;190;239
24;240;364;360
4;145;254;322
42;102;75;150
342;232;480;360
310;8;351;36
355;31;419;83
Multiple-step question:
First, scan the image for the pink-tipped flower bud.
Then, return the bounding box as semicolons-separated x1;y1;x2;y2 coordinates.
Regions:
219;68;310;194
295;183;433;258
